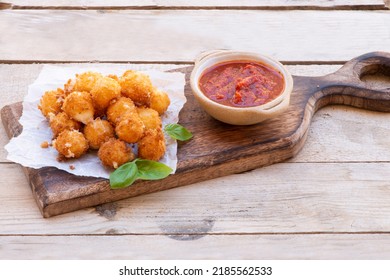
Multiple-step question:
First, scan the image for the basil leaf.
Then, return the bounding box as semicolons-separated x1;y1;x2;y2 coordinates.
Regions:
109;161;138;189
109;159;173;189
164;123;193;141
135;159;173;180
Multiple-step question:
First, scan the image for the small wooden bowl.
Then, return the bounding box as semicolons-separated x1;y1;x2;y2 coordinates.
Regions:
190;50;293;125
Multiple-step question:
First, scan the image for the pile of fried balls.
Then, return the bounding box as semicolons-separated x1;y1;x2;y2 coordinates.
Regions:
38;70;170;169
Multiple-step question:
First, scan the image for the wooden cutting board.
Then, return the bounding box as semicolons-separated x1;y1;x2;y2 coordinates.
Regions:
2;52;390;218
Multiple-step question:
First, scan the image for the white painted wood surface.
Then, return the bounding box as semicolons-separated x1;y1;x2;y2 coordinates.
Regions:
2;234;390;259
1;10;390;62
4;0;388;8
1;162;390;235
1;1;390;259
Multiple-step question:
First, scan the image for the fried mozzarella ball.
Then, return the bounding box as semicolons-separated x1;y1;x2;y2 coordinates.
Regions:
115;115;145;143
137;107;161;130
63;72;102;95
119;70;153;106
62;91;95;124
53;130;89;159
73;71;103;92
138;128;166;161
38;88;64;118
98;138;135;169
150;89;170;115
106;97;137;125
84;118;115;149
48;112;82;137
90;76;121;111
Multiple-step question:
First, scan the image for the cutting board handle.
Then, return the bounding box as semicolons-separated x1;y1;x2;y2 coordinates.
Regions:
336;51;390;85
304;51;390;112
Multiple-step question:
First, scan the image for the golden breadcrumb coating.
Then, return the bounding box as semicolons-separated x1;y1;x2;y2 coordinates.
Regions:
115;115;145;143
106;97;137;125
137;107;161;130
90;76;121;111
73;71;103;92
54;130;89;159
119;70;153;106
107;74;119;81
98;138;135;169
62;91;95;124
84;118;115;149
49;112;82;138
150;88;170;115
38;88;64;118
138;128;166;161
64;78;75;95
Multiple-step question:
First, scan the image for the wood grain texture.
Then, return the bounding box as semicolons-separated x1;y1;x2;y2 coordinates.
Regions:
3;0;387;9
2;234;390;259
293;106;390;162
2;162;390;235
2;52;390;217
1;10;390;62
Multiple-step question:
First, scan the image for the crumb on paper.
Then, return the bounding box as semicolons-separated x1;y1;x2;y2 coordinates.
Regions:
69;165;75;170
40;141;49;148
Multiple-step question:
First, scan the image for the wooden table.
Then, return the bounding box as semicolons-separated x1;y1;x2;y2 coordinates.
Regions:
1;0;390;259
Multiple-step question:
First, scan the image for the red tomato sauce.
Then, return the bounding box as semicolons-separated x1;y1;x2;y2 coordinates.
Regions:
199;61;285;107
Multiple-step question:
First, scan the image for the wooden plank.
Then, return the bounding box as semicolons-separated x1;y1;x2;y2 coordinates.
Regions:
1;234;390;259
3;0;387;9
294;106;390;162
1;10;389;62
2;162;390;234
2;63;390;164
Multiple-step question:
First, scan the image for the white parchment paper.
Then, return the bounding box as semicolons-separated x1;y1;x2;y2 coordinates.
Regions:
5;65;186;178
